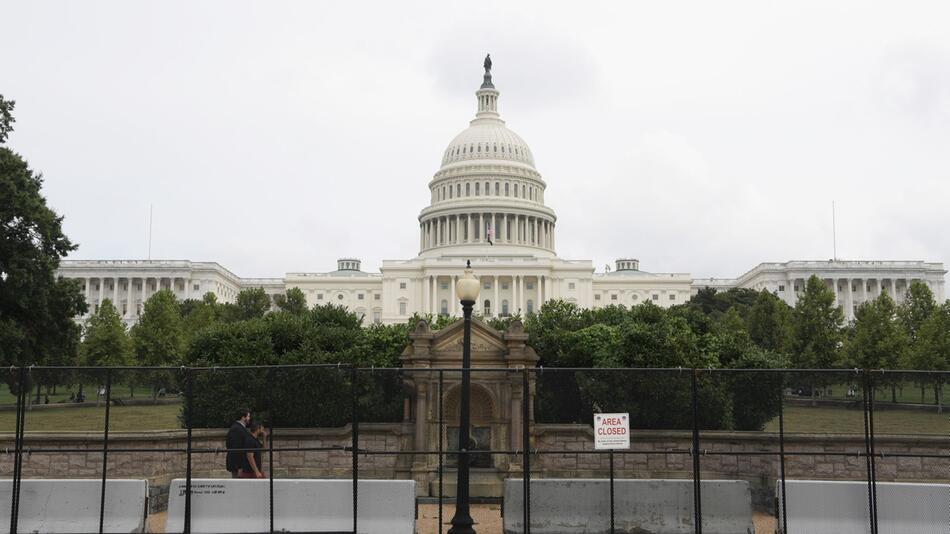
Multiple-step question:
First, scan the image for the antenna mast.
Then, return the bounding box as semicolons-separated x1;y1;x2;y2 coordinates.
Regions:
832;200;837;261
148;204;153;260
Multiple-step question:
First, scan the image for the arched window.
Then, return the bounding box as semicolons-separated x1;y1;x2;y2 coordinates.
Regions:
502;300;509;317
484;181;489;194
514;184;518;198
484;299;492;316
456;184;461;197
495;182;499;195
466;183;471;196
494;144;497;152
529;188;533;200
527;299;534;314
449;186;453;199
475;182;480;195
441;299;449;316
505;183;509;196
522;184;526;197
477;144;481;153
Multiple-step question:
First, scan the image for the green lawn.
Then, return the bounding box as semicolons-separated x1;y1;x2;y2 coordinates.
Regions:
0;383;161;406
2;402;945;436
0;403;182;432
765;405;949;435
804;380;945;405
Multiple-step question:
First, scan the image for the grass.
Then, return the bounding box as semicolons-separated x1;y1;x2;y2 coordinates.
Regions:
0;383;161;406
2;402;945;436
765;405;949;435
0;402;182;432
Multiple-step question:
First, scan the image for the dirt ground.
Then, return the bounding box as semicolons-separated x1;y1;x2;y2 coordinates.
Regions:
147;506;776;533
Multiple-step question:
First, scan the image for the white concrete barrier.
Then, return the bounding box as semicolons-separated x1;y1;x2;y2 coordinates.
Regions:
165;478;415;534
504;478;753;534
0;479;147;533
776;480;950;534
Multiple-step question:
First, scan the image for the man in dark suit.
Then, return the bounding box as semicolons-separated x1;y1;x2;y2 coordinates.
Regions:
225;408;252;478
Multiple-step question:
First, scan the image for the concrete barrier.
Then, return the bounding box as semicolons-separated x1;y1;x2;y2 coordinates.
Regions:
776;479;950;534
503;478;753;534
0;479;147;533
165;478;415;534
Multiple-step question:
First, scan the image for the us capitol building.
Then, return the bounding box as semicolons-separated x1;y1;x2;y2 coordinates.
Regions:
58;58;946;325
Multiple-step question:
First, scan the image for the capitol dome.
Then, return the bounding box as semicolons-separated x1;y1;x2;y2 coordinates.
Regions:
417;55;557;258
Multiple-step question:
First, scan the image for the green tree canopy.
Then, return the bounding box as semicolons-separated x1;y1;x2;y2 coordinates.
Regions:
846;291;906;369
81;298;132;367
791;275;844;369
746;289;793;353
236;287;271;319
273;287;308;315
0;95;86;392
898;280;936;343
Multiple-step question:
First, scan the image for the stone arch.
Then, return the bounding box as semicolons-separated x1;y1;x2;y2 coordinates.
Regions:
443;383;495;423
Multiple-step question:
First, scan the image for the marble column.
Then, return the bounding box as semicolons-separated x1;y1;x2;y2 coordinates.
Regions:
84;278;91;314
494;275;500;317
845;279;854;320
96;278;104;309
450;275;456;316
423;276;430;315
112;277;118;304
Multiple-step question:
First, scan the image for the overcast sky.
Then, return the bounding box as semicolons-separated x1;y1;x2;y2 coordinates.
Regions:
3;1;949;279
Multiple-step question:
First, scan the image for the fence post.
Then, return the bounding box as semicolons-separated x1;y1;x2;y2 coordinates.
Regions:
438;369;444;534
868;371;879;533
98;368;113;534
522;367;531;534
608;449;615;534
9;365;27;534
267;368;275;534
184;367;194;534
690;368;703;534
861;369;876;534
777;371;788;534
350;364;359;534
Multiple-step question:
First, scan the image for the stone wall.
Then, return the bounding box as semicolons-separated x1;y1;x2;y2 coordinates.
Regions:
2;423;946;512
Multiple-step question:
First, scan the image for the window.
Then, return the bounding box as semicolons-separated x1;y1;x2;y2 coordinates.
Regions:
442;186;446;200
122;304;127;315
483;281;491;289
669;294;676;301
502;282;509;290
358;294;364;300
502;300;509;316
399;282;407;289
484;182;489;194
475;183;480;195
466;183;471;196
495;183;499;195
595;294;601;301
505;183;509;196
373;311;382;323
514;185;518;198
317;294;324;300
484;299;492;316
456;184;461;197
568;282;576;290
527;300;534;314
778;285;785;292
441;299;448;316
337;294;344;300
522;184;526;197
193;284;200;291
632;294;638;301
652;294;659;301
374;294;381;300
399;302;407;315
449;187;453;199
611;294;618;300
441;282;448;290
526;282;534;290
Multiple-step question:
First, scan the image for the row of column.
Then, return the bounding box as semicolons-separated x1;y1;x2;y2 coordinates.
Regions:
421;274;549;317
421;213;554;250
81;276;194;317
787;277;921;319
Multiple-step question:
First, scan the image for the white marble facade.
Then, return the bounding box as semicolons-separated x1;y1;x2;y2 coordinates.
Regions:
57;62;946;325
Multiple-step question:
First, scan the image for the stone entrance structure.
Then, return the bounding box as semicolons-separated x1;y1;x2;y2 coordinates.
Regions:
400;319;538;496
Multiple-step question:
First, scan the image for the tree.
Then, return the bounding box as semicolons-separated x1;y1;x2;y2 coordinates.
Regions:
910;303;950;412
273;287;308;315
80;299;132;404
898;280;936;343
791;276;844;402
131;289;184;399
746;290;793;353
181;292;218;343
0;95;87;397
846;292;907;402
236;288;271;319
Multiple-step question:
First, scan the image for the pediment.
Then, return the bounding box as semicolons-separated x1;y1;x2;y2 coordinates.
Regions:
431;319;507;357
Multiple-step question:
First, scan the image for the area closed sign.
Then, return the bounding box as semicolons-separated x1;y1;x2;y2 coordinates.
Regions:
594;413;630;450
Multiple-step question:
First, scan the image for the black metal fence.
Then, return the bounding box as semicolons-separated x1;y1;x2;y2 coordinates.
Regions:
4;365;949;534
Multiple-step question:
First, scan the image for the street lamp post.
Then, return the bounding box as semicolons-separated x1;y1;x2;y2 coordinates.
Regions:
449;260;480;534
